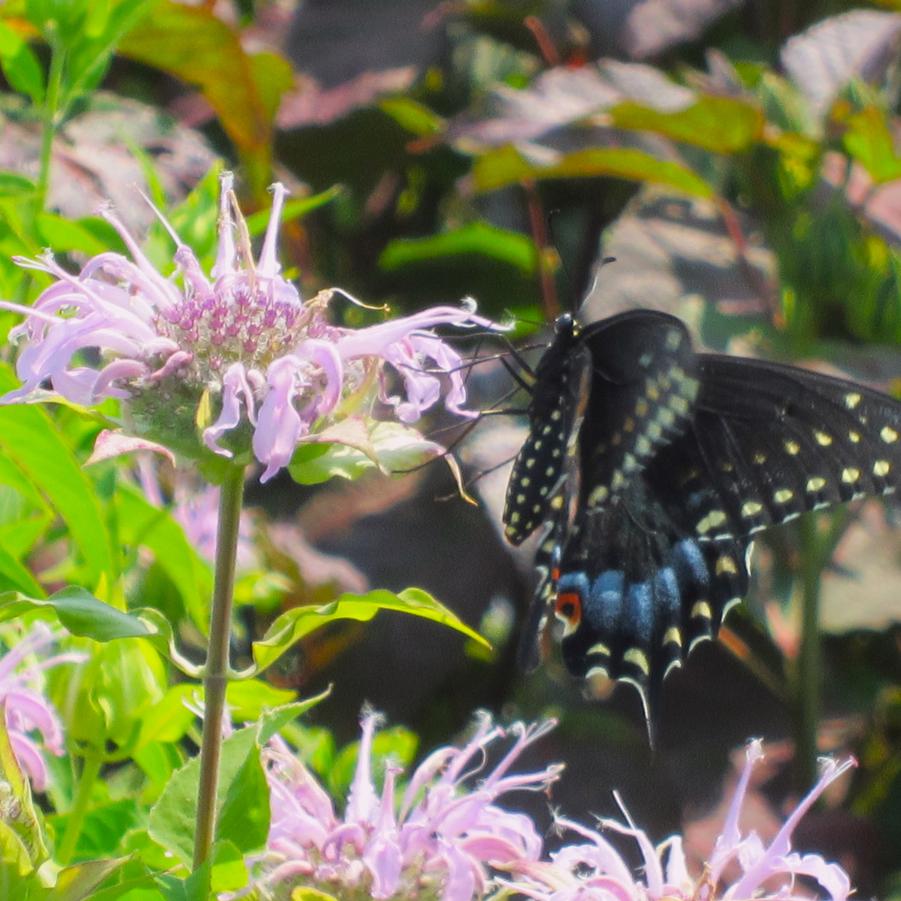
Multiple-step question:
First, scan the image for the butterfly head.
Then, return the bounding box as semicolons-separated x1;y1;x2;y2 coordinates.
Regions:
553;312;577;339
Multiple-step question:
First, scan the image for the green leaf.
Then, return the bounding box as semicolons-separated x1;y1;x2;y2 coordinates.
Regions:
0;587;152;640
119;2;293;191
215;745;269;855
244;186;345;235
225;679;297;720
379;222;537;273
0;21;44;103
841;105;901;183
0;705;48;871
472;145;713;198
114;482;213;632
0;587;203;677
0;171;36;198
0;540;44;597
380;97;444;136
45;858;133;901
35;213;120;257
249;588;488;674
0;365;116;584
609;95;764;153
148;727;257;865
53;800;140;860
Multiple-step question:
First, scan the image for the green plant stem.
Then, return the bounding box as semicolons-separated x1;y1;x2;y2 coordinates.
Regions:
36;40;66;212
193;465;245;870
794;516;822;791
57;751;102;864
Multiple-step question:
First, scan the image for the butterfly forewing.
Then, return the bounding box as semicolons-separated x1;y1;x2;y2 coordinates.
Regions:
577;311;700;511
503;317;591;545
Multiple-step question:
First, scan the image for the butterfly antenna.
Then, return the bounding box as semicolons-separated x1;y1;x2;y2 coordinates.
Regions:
575;255;616;319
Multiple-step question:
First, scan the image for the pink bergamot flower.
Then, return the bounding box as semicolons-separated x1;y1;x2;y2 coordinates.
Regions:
1;171;498;482
0;623;82;791
255;711;563;901
498;739;855;901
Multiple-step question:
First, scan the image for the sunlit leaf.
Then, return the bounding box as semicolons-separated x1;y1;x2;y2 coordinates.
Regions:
840;105;901;183
119;2;293;192
0;366;116;584
248;588;488;674
472;145;713;198
290;418;460;485
0;21;44;103
610;95;764;153
379;222;537;273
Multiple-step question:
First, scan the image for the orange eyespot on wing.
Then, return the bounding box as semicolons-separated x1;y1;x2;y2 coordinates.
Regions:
554;591;582;635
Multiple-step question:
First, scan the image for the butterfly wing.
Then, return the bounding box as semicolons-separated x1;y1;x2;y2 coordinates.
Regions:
654;355;900;540
503;321;589;546
554;348;901;709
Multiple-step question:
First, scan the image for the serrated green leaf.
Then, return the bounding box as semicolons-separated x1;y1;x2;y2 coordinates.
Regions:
248;588;488;674
472;145;713;198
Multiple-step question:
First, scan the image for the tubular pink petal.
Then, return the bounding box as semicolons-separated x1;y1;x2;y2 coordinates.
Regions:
727;756;856;900
147;350;193;383
204;362;257;455
299;339;343;416
98;206;182;311
258;182;288;277
4;688;64;750
211;171;236;279
8;732;48;791
253;359;305;481
346;710;380;824
93;358;151;396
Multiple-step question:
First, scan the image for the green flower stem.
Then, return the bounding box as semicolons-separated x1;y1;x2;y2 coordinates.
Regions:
793;510;849;790
57;751;102;864
794;516;821;791
193;465;246;870
36;40;66;212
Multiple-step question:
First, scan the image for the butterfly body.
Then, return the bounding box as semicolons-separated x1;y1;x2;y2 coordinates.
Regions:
505;309;901;713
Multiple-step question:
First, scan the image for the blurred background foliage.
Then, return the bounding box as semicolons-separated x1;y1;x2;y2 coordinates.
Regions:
0;0;900;895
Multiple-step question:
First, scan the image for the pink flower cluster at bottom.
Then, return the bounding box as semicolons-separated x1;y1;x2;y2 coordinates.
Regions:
255;715;855;901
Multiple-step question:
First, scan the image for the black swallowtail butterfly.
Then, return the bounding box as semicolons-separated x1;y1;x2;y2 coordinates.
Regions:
504;309;900;719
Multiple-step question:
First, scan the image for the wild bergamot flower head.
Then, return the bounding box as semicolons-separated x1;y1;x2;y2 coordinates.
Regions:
1;172;498;481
